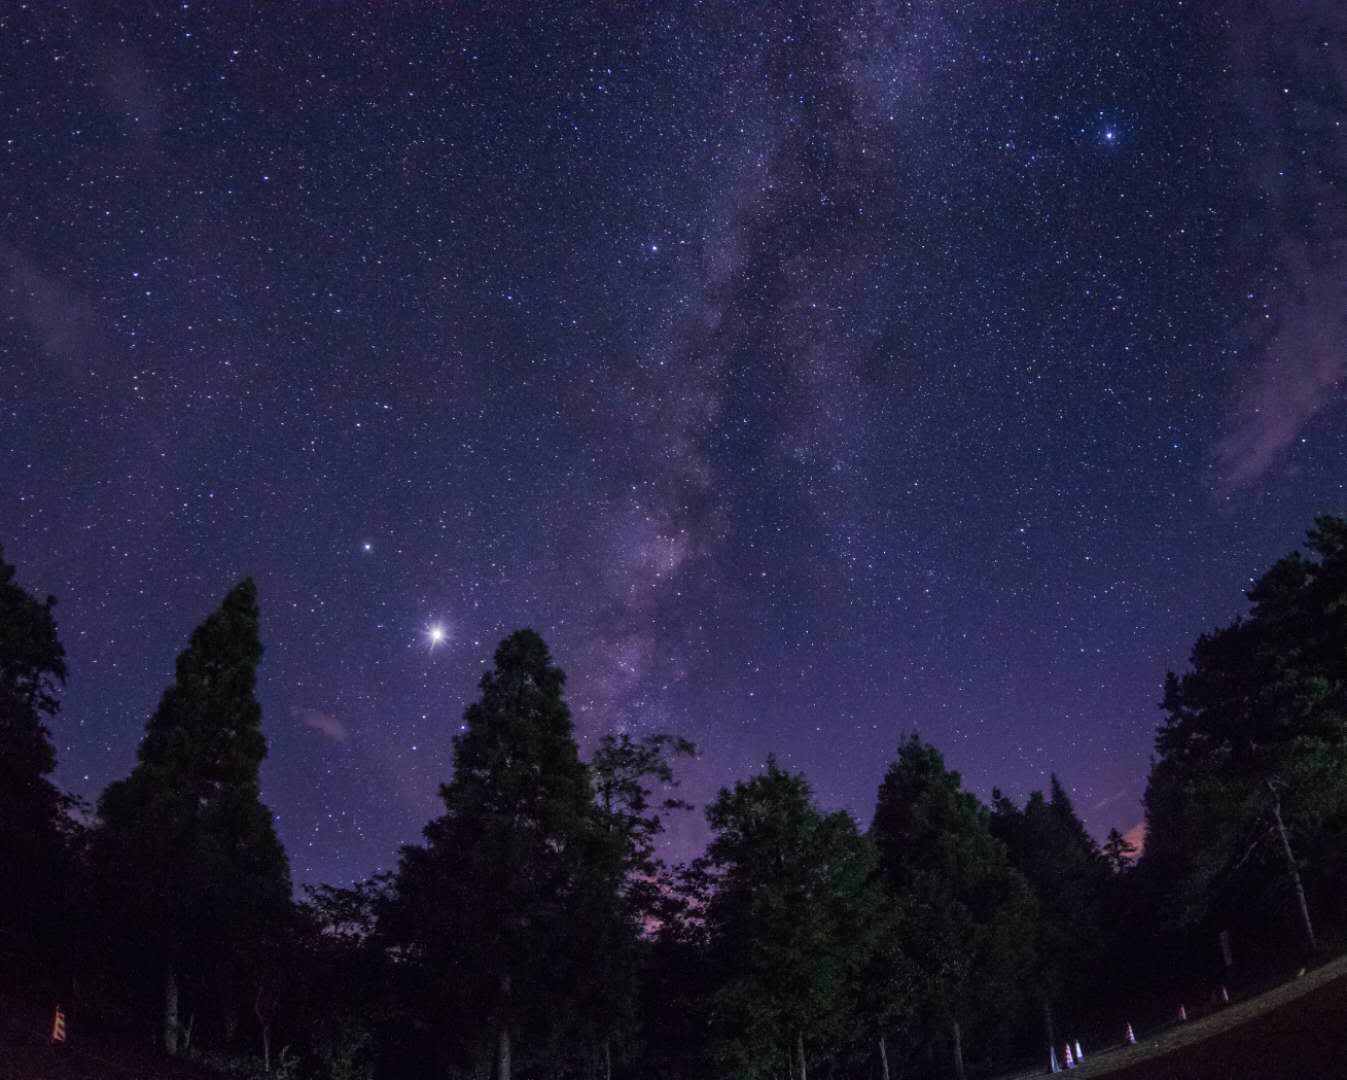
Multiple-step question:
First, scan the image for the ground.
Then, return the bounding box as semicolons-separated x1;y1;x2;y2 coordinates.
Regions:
1093;968;1347;1079
0;1001;222;1080
6;957;1347;1079
1001;952;1347;1080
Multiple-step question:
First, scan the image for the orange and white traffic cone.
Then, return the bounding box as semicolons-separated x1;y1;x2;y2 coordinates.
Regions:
1125;1021;1136;1044
1074;1041;1084;1063
50;1005;67;1044
1063;1043;1075;1069
1177;1004;1187;1022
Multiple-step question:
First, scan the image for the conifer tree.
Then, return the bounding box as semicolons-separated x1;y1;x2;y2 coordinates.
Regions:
990;777;1108;1054
1102;828;1137;875
0;545;69;988
95;580;290;1056
872;737;1035;1080
387;629;615;1080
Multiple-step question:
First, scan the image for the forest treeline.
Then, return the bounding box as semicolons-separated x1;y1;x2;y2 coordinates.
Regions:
3;516;1347;1080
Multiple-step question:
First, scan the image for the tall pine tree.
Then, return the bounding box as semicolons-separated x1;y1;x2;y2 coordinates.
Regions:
386;629;616;1080
95;579;290;1055
872;737;1035;1080
1102;828;1137;875
0;545;70;991
990;778;1109;1055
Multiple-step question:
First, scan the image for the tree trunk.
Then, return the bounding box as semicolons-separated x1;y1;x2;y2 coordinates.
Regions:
255;985;273;1073
496;971;512;1080
951;1019;966;1080
1044;1000;1056;1051
163;968;179;1057
1268;785;1318;952
797;1029;808;1080
878;1035;890;1080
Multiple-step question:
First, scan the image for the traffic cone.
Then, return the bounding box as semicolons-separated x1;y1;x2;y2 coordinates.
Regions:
1049;1044;1061;1073
1125;1021;1136;1044
1177;1004;1187;1022
1063;1042;1075;1069
50;1005;67;1044
1074;1040;1084;1063
1219;986;1229;1004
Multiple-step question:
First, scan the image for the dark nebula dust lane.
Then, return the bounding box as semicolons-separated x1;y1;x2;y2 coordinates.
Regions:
2;1;1344;884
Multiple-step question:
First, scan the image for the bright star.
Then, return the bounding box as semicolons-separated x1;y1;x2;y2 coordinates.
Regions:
427;623;447;648
361;541;372;553
1103;128;1117;143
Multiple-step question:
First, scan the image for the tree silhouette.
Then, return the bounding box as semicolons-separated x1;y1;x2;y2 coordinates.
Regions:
873;737;1035;1080
0;545;69;992
699;758;889;1080
386;630;619;1080
95;580;290;1055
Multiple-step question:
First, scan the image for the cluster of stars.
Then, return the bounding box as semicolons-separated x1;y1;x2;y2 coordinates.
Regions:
1;1;1343;884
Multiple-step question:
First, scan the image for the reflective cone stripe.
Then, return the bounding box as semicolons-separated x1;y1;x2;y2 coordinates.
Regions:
1219;986;1229;1004
1177;1005;1187;1022
1074;1040;1084;1063
51;1006;66;1044
1049;1044;1061;1073
1125;1022;1136;1044
1063;1043;1075;1069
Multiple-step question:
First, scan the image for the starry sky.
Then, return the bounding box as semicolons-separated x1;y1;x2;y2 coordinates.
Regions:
3;2;1346;886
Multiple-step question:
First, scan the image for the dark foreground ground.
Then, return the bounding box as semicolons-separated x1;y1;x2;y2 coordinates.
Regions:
0;1002;220;1080
995;952;1347;1080
6;965;1347;1080
1099;968;1347;1080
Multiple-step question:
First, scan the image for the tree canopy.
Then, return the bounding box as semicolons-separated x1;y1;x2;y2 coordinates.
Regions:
991;777;1110;1051
1143;516;1347;953
872;737;1036;1080
0;545;70;990
9;513;1347;1080
698;758;890;1080
385;629;628;1080
95;579;291;1055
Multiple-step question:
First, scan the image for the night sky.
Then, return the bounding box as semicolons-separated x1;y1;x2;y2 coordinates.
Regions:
3;2;1345;886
